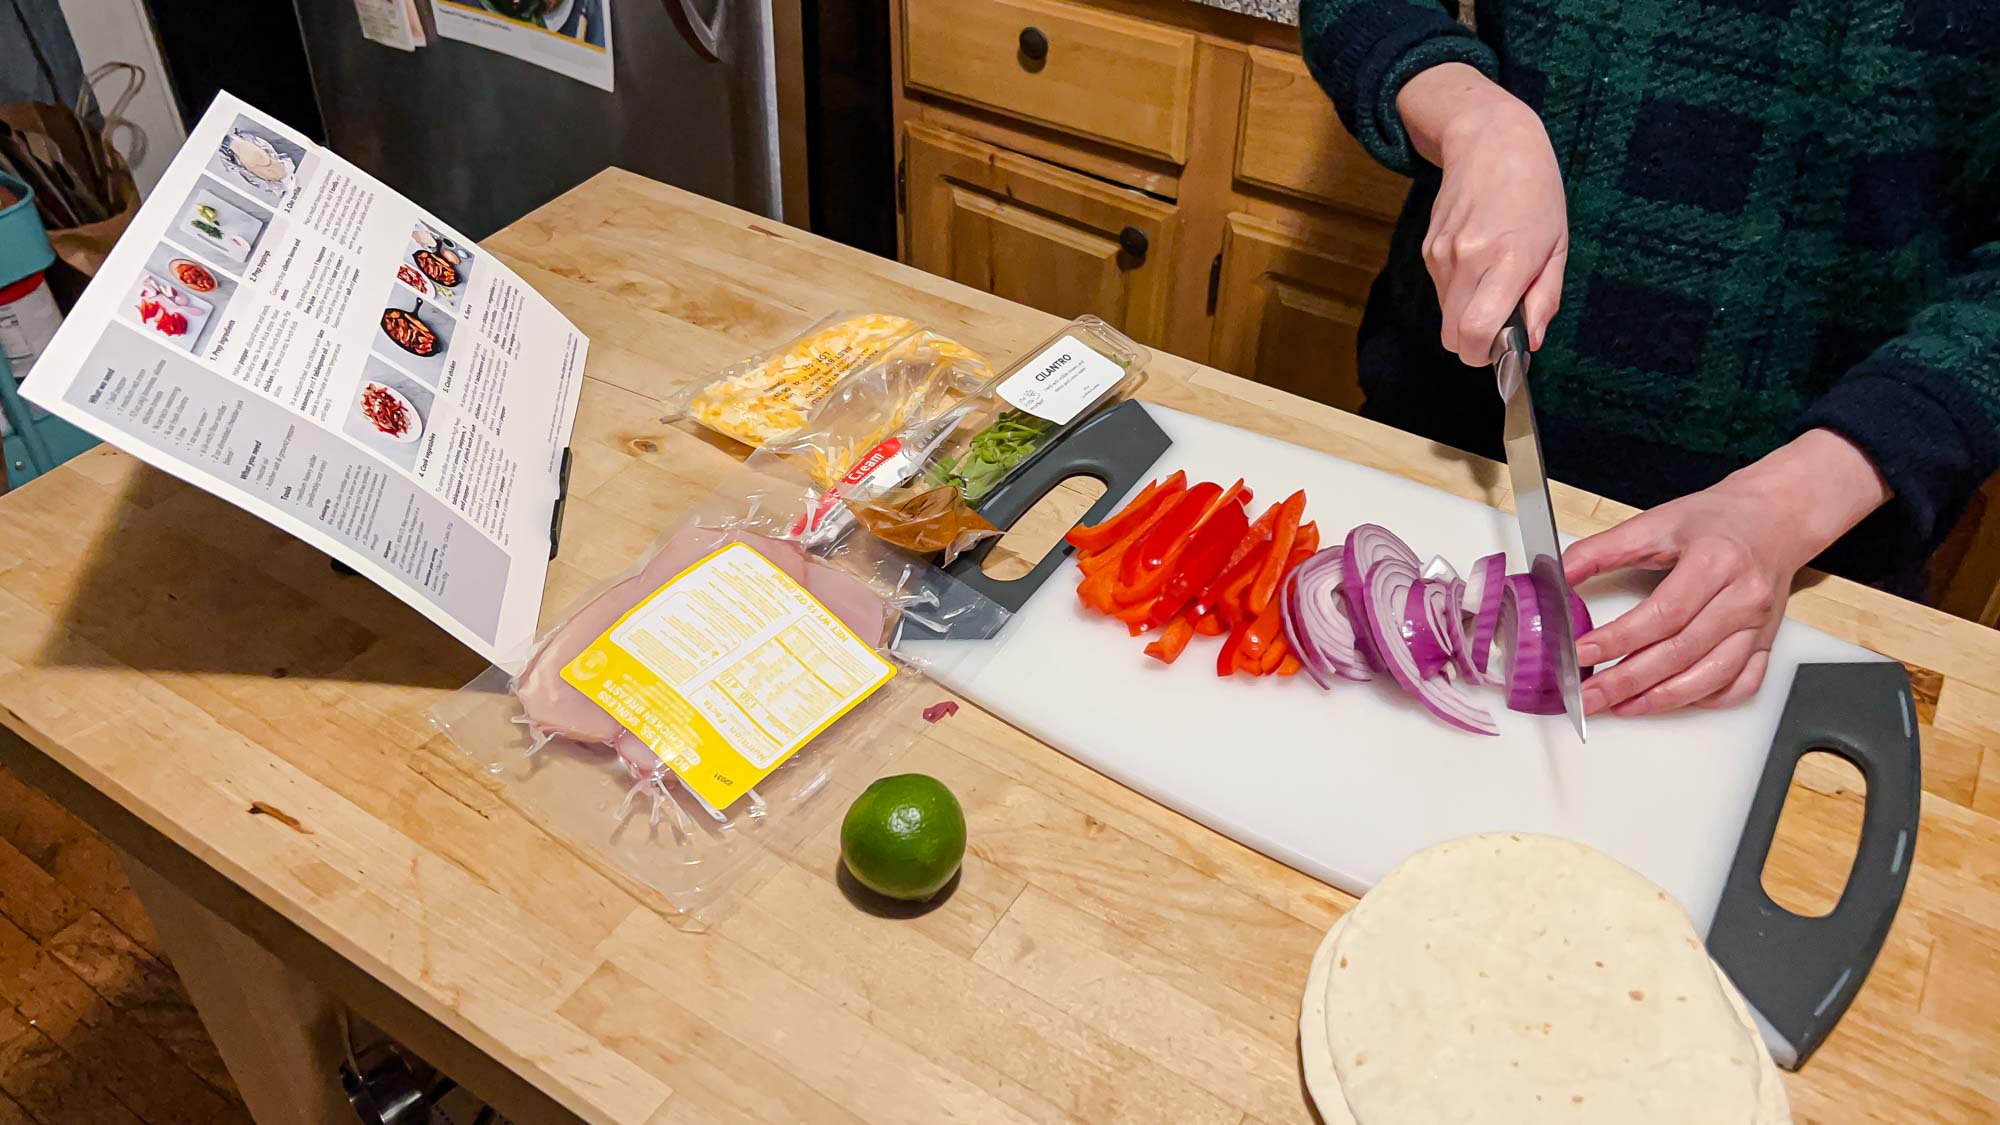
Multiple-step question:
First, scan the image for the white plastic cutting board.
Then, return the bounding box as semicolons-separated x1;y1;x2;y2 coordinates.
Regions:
906;405;1888;935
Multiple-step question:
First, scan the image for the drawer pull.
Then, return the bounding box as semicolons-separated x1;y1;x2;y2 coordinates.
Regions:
1118;225;1149;261
1018;26;1049;63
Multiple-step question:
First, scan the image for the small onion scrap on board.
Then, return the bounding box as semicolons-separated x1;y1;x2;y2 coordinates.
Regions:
1066;481;1594;734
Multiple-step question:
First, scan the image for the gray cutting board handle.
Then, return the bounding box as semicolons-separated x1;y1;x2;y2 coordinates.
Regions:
1706;661;1920;1069
948;398;1171;613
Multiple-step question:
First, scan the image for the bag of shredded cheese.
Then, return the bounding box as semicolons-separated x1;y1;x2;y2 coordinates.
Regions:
665;311;992;449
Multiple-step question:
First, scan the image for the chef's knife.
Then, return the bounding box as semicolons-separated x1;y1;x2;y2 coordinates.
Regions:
1493;305;1587;742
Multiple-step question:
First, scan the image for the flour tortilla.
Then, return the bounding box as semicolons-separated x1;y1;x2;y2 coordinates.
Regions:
1299;915;1359;1125
1300;911;1788;1124
1314;834;1777;1124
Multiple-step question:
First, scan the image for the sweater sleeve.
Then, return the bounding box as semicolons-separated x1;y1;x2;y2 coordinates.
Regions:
1798;241;2000;580
1297;0;1499;176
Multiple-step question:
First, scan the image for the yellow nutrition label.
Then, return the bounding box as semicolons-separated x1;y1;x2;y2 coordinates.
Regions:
560;542;895;809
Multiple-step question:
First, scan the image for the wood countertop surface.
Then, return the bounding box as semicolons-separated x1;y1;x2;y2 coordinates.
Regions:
0;171;1994;1123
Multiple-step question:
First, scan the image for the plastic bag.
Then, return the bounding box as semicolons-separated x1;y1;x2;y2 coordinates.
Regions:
917;316;1149;504
803;316;1151;563
431;457;1006;927
739;329;1008;564
663;311;992;449
847;484;998;560
757;328;998;488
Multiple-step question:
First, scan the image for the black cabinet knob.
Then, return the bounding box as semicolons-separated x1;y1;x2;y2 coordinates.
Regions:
1018;26;1049;62
1118;225;1149;260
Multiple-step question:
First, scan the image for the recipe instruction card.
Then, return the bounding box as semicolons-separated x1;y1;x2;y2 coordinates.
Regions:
23;92;587;664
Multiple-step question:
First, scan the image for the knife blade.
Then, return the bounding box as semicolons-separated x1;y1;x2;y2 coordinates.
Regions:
1492;305;1587;742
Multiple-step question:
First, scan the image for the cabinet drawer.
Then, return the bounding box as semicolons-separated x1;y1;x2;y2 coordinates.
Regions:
902;0;1197;163
1236;47;1407;220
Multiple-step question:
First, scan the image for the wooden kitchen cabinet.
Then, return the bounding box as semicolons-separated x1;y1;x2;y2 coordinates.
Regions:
902;0;1198;162
902;123;1177;345
1234;47;1407;221
1210;213;1383;411
891;0;1405;410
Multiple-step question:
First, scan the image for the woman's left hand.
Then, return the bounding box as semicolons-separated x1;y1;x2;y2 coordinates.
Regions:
1561;430;1891;717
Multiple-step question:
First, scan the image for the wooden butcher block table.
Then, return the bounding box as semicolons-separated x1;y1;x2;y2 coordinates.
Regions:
0;170;1996;1124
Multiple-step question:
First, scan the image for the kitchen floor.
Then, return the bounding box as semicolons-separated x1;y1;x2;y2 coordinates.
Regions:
0;765;250;1125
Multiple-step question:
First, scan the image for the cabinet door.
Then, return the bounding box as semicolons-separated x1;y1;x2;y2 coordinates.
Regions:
1209;212;1389;412
903;123;1177;347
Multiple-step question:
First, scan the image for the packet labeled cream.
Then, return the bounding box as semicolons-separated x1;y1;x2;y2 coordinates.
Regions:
560;542;895;809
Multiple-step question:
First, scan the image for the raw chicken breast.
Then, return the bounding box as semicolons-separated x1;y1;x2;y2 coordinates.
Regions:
514;526;893;748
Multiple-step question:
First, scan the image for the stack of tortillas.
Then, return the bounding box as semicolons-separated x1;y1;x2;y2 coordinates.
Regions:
1300;834;1789;1123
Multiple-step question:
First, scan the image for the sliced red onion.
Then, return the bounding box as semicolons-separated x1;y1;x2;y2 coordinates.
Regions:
1280;566;1333;690
1464;552;1504;617
1570;591;1596;678
1467;553;1507;682
1342;525;1418;671
1401;578;1458;679
1282;546;1372;687
1421;555;1460;583
1443;576;1482;683
1498;574;1564;714
1363;558;1498;736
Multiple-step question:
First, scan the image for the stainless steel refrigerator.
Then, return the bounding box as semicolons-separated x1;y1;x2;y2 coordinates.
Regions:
291;0;779;238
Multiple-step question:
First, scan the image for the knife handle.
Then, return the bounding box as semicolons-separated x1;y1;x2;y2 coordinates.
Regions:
1705;661;1921;1068
1492;304;1530;356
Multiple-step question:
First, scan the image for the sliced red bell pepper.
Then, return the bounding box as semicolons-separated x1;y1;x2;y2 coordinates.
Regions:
1277;654;1302;676
1294;520;1320;556
1213;540;1271;626
1229;619;1265;675
1248;491;1307;615
1066;471;1185;556
1077;563;1119;614
1143;614;1196;664
1219;545;1316;630
1192;613;1226;636
1113;596;1159;634
1216;621;1248;677
1220;480;1253;514
1258;635;1289;675
1145;499;1249;627
1191;522;1275;625
1240;595;1286;664
1079;478;1187;576
1223;504;1281;569
1115;481;1228;602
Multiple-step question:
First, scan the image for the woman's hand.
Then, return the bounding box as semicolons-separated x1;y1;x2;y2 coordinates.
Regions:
1561;430;1892;716
1396;64;1569;363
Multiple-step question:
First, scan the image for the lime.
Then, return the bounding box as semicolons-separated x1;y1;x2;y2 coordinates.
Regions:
840;774;967;902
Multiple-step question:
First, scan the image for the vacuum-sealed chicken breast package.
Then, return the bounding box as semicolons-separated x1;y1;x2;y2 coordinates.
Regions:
432;458;1009;926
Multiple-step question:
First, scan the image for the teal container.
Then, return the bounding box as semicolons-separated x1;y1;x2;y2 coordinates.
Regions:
0;169;55;285
0;168;97;490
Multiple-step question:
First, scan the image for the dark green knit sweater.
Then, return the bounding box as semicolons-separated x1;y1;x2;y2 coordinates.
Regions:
1300;0;2000;584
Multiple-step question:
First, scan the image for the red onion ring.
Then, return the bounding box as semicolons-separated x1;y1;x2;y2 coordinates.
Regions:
1281;546;1373;686
1442;576;1481;683
1342;525;1419;671
1364;558;1499;736
1402;578;1459;679
1497;574;1565;714
1465;552;1506;681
